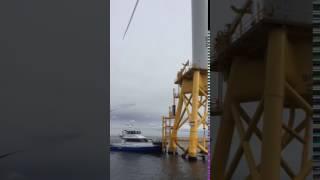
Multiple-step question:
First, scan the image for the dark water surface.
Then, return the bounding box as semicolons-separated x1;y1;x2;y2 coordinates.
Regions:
110;152;208;180
110;136;208;180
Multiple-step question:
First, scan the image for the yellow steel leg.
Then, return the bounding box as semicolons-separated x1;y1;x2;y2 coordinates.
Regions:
188;70;200;160
261;28;286;180
162;117;167;152
213;65;237;179
168;88;184;154
202;123;206;150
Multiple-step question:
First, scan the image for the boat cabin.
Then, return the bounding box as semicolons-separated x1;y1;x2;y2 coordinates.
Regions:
123;130;141;135
120;129;150;143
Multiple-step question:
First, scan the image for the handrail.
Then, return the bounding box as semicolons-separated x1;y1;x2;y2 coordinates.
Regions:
231;9;264;42
175;60;192;82
214;6;265;58
228;0;253;36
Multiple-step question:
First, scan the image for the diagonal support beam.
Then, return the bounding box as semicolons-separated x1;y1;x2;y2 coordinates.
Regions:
283;108;295;139
199;87;207;97
293;160;312;180
300;114;311;172
281;124;305;144
285;82;312;115
197;143;208;154
225;100;264;180
231;103;260;180
178;117;189;129
241;107;299;178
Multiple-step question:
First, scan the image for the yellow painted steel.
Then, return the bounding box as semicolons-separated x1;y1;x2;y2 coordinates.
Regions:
162;116;165;152
168;91;183;154
166;66;208;160
261;28;286;180
212;27;312;180
162;114;174;153
162;103;175;153
189;70;200;158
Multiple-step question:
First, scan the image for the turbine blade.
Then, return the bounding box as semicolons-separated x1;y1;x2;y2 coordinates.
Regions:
123;0;140;40
0;151;22;159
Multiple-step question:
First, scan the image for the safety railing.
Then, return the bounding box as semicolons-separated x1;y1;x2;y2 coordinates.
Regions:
231;10;264;42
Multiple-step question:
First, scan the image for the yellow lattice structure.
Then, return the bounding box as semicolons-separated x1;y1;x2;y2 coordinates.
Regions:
164;63;208;160
212;27;312;179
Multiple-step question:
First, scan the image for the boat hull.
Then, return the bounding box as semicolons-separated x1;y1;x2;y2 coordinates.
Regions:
110;145;162;153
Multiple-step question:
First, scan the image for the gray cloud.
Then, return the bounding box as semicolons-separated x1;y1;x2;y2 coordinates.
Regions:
110;103;136;112
111;110;158;123
111;0;192;130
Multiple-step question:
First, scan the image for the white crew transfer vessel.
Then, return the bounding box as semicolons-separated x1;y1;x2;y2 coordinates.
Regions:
110;128;161;153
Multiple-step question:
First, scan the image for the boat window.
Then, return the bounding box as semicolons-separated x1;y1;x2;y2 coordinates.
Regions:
126;138;148;142
124;130;142;135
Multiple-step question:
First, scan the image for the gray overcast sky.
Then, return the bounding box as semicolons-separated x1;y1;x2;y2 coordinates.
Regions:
110;0;192;133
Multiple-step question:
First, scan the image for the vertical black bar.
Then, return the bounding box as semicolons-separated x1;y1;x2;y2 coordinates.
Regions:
208;0;210;31
313;1;320;178
107;0;110;178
